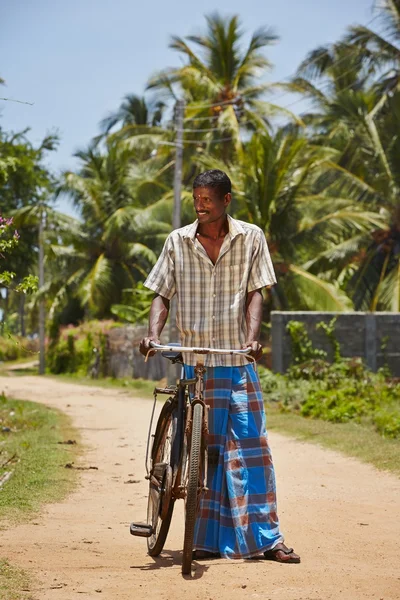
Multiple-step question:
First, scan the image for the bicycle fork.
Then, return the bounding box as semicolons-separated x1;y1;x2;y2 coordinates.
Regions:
189;362;210;494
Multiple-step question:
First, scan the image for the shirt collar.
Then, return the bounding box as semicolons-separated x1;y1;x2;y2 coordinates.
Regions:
182;214;245;242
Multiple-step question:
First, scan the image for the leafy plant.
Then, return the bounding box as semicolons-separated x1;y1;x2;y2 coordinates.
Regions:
316;317;341;363
286;320;327;363
260;317;400;439
0;216;38;294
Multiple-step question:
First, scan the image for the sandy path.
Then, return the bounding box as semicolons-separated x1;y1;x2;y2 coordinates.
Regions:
0;375;399;600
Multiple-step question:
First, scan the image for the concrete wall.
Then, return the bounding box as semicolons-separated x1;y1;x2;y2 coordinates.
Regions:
107;325;167;380
271;311;400;376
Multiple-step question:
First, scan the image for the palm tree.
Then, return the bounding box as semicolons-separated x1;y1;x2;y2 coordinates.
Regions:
49;139;173;319
324;90;400;312
343;0;400;97
285;46;400;311
199;129;384;311
100;94;165;134
147;13;297;157
279;42;377;161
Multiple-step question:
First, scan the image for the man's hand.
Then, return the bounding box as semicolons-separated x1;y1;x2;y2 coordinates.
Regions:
139;336;160;358
242;340;263;362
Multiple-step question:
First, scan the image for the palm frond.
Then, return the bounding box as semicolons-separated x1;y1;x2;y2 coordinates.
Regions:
288;264;354;311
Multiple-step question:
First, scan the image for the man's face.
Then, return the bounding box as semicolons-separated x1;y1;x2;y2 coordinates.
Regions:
193;186;231;225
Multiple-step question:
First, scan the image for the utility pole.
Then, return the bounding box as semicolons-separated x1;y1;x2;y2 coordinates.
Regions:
38;203;46;375
172;99;185;230
168;99;184;383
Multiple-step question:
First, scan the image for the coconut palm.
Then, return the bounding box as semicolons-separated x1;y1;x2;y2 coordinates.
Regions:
199;128;384;311
279;42;378;163
100;94;165;134
343;0;400;97
97;94;169;168
48;139;173;318
147;13;298;157
289;78;400;312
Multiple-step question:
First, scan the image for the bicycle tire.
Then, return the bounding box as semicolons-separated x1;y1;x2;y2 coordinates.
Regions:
182;402;204;575
147;401;176;557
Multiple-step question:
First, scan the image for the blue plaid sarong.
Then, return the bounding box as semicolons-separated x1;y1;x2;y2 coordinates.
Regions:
184;363;283;559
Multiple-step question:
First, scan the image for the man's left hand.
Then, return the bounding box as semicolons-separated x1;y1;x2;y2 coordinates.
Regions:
242;340;263;362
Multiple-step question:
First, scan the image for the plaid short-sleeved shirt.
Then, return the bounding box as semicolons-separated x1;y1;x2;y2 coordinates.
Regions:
144;215;276;366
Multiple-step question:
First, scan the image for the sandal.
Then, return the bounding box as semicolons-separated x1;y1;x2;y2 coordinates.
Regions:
263;543;300;564
192;550;221;560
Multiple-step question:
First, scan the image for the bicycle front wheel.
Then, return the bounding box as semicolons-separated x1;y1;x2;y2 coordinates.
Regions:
147;401;176;557
182;402;204;575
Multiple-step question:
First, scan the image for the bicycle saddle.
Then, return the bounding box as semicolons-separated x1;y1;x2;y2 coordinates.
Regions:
161;342;183;363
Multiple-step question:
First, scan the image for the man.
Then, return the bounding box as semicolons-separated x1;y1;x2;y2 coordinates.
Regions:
139;169;300;563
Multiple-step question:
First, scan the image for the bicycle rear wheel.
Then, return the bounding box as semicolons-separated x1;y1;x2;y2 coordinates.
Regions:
147;400;176;556
182;402;204;575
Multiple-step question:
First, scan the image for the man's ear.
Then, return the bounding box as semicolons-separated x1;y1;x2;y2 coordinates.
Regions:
224;192;232;208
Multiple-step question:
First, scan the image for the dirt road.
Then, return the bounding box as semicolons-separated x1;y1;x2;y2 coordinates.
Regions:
0;376;399;600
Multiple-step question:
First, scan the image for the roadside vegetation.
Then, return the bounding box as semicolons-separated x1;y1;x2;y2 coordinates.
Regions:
0;394;79;524
0;559;34;600
259;318;400;440
0;394;79;599
265;407;400;475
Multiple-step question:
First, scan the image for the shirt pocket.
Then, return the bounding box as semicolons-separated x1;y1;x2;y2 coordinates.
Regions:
229;264;246;294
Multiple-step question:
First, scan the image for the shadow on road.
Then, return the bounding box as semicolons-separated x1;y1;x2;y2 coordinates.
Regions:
130;548;216;579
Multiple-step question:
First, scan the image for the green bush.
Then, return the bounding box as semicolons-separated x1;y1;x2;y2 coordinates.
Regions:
260;318;400;439
0;335;39;361
46;320;117;376
374;410;400;439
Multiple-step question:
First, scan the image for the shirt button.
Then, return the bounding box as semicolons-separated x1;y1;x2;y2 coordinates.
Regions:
212;315;215;319
212;338;216;342
213;293;216;297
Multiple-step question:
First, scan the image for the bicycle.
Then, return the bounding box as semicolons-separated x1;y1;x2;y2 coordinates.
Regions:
130;342;253;575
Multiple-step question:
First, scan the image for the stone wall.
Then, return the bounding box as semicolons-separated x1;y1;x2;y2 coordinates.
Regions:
271;311;400;376
107;325;167;380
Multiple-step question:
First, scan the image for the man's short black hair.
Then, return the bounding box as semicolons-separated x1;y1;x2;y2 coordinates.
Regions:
193;169;231;197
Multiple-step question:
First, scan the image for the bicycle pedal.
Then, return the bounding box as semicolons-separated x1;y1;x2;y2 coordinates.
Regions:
130;523;153;537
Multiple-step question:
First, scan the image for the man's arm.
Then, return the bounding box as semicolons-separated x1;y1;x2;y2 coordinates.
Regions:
139;294;170;357
242;288;263;361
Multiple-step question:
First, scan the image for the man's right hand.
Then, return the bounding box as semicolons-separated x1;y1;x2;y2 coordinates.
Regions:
139;336;160;358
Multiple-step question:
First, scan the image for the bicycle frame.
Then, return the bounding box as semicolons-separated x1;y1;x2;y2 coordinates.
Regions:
131;342;256;568
144;343;254;481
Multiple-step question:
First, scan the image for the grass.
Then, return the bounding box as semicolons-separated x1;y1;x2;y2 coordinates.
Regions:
0;559;34;600
0;358;38;376
0;394;79;599
0;393;79;524
266;402;400;476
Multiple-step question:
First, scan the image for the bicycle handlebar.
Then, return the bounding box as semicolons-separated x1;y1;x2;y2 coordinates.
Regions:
146;341;256;365
150;341;252;355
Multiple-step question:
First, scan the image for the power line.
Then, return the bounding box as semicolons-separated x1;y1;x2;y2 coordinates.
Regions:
0;96;34;106
184;136;233;144
158;136;233;147
180;121;254;133
187;97;240;109
183;114;223;122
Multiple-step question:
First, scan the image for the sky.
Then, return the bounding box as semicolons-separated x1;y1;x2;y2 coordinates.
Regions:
1;0;374;216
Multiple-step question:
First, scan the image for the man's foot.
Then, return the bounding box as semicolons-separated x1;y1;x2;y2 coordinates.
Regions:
263;543;300;563
192;550;221;560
